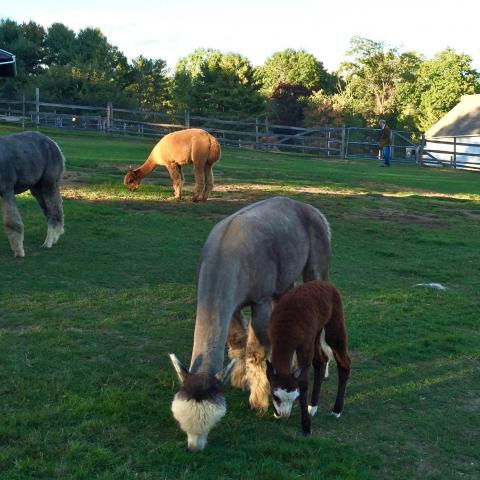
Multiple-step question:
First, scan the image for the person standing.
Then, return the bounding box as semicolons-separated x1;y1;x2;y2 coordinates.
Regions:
378;119;392;167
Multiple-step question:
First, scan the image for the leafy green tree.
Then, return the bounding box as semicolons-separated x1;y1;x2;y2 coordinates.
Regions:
0;19;45;74
255;49;336;95
0;19;46;96
269;82;310;126
413;49;479;131
44;23;77;66
126;56;172;111
340;37;420;125
303;90;346;127
75;27;129;84
173;48;264;118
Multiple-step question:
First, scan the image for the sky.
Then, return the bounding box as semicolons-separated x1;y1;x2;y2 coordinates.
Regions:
2;0;480;73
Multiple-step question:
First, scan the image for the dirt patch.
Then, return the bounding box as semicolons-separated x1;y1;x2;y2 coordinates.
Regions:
61;171;90;186
342;206;444;227
458;210;480;221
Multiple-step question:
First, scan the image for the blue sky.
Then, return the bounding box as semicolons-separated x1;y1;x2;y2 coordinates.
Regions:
3;0;479;73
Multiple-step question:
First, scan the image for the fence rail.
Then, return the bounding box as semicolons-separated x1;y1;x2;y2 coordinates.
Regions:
0;95;423;164
420;135;480;171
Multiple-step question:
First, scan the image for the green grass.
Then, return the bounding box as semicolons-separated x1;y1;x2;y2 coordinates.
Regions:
1;125;479;479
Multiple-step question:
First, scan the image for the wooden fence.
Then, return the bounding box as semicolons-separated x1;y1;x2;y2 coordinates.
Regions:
420;135;480;171
0;95;422;163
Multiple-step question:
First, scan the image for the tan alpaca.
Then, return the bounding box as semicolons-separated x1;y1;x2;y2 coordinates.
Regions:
124;128;221;202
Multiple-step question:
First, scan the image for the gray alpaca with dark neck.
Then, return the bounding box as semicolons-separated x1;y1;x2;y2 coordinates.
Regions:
0;131;65;257
170;196;331;451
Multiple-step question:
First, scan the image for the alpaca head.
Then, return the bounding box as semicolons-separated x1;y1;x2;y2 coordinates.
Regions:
169;354;236;451
124;166;140;192
266;360;301;418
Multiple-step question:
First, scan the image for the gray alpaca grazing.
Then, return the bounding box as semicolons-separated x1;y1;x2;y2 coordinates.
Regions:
0;131;65;257
169;196;331;451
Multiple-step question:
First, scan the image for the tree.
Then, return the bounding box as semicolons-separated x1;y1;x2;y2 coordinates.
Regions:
303;90;345;127
173;48;264;118
126;56;172;111
0;19;45;75
44;23;77;66
255;49;336;95
413;49;479;131
0;19;46;96
337;37;424;127
269;82;311;126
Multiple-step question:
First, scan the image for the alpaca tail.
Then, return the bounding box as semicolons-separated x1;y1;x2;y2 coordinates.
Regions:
208;134;221;164
320;329;334;378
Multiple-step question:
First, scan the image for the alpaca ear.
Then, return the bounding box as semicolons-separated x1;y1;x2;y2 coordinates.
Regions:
169;353;190;383
128;165;133;172
266;360;276;380
292;367;303;379
215;358;237;385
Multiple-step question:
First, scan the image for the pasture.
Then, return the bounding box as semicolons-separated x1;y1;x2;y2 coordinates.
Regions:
0;125;479;479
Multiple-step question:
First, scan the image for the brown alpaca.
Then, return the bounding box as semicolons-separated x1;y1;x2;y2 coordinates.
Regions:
266;280;351;435
124;128;221;202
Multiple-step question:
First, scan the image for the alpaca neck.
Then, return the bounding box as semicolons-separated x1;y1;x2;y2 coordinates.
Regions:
134;155;158;180
190;303;234;376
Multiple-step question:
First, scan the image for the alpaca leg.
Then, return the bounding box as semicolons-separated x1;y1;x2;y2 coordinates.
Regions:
309;338;328;417
192;164;206;203
166;164;183;200
30;186;48;216
1;193;25;258
202;163;214;202
302;247;329;283
299;378;311;434
227;309;248;390
245;301;272;411
331;348;351;417
296;349;312;434
41;181;64;248
325;319;351;417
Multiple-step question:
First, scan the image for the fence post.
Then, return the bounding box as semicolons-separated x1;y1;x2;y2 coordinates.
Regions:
106;102;113;133
326;128;329;156
35;87;40;126
265;118;270;152
340;125;346;158
418;134;425;166
255;118;259;149
22;92;25;130
453;136;457;169
184;109;190;128
391;129;395;160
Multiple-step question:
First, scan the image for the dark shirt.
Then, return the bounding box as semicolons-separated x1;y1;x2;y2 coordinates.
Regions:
379;125;391;148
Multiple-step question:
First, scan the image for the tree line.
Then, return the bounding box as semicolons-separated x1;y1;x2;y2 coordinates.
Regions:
1;18;479;131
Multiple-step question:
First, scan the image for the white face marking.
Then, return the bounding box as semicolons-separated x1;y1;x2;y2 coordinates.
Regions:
171;395;226;451
272;387;299;417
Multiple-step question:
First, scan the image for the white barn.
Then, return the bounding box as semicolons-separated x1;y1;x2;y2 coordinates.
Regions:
423;94;480;170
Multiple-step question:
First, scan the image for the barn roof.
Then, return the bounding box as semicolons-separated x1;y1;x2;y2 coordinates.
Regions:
0;48;17;77
425;94;480;138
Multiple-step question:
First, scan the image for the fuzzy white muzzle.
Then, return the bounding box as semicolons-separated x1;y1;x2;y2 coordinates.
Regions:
171;394;226;451
272;387;299;418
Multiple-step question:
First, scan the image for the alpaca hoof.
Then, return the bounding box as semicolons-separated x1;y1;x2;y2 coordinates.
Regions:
249;396;269;412
308;405;318;417
192;197;200;203
330;411;342;419
302;426;312;435
14;249;25;258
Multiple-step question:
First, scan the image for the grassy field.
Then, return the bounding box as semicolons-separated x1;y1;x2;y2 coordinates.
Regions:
0;125;479;480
